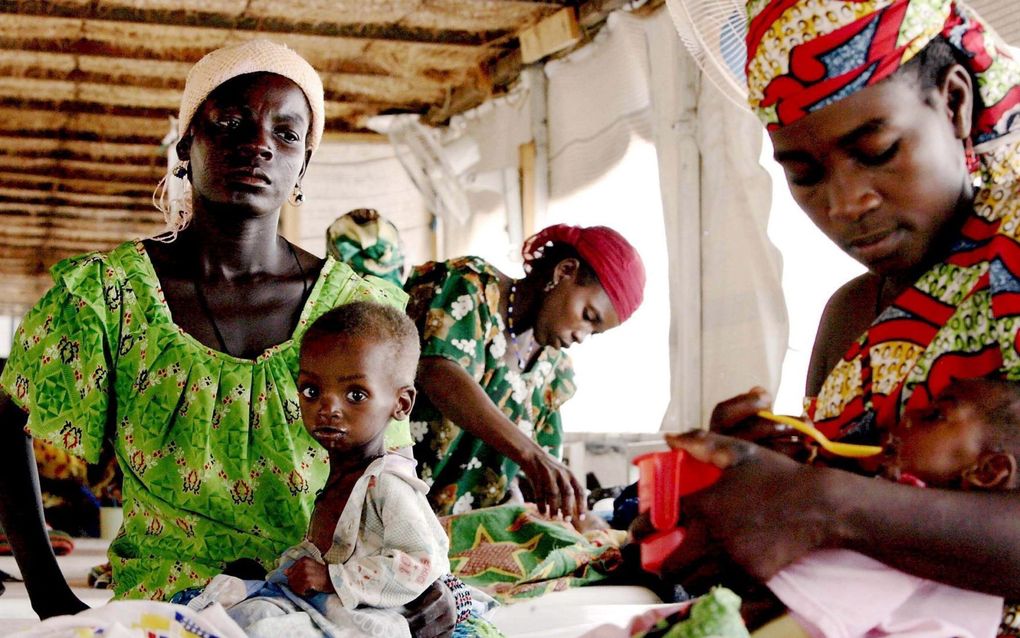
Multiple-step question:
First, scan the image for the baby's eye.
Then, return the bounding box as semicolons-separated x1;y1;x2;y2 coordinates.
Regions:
276;128;301;143
299;384;319;400
346;389;368;403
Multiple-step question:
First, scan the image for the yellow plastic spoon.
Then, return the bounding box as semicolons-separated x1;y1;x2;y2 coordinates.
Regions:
756;410;883;458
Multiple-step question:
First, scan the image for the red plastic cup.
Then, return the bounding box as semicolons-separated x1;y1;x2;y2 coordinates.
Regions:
632;449;722;574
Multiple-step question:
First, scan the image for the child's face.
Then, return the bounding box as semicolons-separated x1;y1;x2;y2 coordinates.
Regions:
888;381;990;487
297;334;412;456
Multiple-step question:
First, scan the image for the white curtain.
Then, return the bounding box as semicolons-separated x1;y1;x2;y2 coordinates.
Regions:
377;6;789;431
544;8;788;429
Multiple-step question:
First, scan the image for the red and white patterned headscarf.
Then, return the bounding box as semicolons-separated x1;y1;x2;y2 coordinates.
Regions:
745;0;1020;146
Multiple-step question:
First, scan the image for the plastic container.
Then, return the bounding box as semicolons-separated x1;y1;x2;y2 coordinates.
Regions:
632;449;722;574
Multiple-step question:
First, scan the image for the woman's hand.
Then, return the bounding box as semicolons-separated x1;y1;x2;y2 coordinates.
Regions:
284;557;334;597
710;387;807;458
518;445;587;525
403;578;456;638
632;431;833;583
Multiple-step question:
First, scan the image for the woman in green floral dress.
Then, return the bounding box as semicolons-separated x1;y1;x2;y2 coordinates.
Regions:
0;40;453;634
406;224;646;521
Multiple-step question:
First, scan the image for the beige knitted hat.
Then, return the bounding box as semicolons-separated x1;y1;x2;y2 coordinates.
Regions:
178;39;325;151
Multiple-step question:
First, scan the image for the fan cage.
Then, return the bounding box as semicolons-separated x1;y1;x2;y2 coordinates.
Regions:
666;0;751;111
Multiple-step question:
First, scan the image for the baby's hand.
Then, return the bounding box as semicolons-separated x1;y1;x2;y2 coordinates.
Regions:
284;556;334;597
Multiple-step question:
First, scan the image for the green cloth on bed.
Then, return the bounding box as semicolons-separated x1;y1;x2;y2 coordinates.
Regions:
442;504;625;602
1;241;409;601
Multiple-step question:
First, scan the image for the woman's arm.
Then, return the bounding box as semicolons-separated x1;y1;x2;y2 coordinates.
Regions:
661;431;1020;598
0;391;88;618
805;273;881;397
417;356;586;522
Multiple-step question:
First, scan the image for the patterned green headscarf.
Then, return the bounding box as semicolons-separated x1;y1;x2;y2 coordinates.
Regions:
325;209;406;286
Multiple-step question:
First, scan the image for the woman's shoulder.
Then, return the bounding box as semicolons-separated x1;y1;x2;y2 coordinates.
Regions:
41;241;145;311
318;257;408;309
408;256;503;285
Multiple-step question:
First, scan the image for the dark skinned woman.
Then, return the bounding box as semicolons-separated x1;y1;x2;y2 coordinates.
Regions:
406;224;646;523
0;40;454;635
637;0;1020;634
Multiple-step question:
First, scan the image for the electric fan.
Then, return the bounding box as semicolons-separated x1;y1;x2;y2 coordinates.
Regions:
665;0;750;111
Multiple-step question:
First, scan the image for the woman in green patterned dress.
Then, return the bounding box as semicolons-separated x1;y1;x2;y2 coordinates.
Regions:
0;40;453;634
406;224;646;522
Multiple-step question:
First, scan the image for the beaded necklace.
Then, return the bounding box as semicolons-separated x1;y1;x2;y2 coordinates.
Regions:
507;281;534;370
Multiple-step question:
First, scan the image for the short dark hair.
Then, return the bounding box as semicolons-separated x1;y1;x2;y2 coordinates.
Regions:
301;301;420;384
898;36;984;114
525;242;599;287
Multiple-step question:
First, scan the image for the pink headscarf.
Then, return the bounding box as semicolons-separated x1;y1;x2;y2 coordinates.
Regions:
522;224;646;323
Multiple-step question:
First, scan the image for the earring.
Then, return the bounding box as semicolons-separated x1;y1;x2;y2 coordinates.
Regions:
289;184;304;206
171;160;189;179
543;280;556;293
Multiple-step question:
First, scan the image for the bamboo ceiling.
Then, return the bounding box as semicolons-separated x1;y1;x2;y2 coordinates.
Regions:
1;0;1016;308
0;0;635;306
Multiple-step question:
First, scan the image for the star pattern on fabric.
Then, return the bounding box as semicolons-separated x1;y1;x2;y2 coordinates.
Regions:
450;524;541;579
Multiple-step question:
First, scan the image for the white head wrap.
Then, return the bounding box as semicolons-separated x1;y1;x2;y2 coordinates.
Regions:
178;39;325;151
152;39;324;242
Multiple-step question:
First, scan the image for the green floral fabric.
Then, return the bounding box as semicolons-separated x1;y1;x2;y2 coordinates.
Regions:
442;505;624;603
405;257;575;516
0;241;410;601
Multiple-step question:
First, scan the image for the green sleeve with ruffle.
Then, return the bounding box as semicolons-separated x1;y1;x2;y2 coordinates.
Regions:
0;253;122;464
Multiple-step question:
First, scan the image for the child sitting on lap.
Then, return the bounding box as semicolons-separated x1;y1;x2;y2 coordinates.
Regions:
766;378;1019;637
189;301;450;638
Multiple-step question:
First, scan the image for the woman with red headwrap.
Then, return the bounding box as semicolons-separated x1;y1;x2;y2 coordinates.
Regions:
637;0;1020;634
404;224;645;522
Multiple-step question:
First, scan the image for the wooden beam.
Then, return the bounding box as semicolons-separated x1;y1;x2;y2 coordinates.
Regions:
0;96;174;120
519;141;538;239
0;1;509;47
424;48;523;125
0;157;162;181
0;223;159;242
576;0;642;28
0;50;452;106
0;143;163;168
0;205;163;225
0;243;125;259
518;8;582;64
419;0;638;128
0;194;157;214
0;174;154;198
0;110;169;145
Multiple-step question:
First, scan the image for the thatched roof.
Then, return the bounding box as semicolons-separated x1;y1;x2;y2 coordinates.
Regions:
0;0;639;306
1;0;1018;308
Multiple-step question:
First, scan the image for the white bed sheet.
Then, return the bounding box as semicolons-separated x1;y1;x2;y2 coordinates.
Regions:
0;539;668;638
487;586;670;638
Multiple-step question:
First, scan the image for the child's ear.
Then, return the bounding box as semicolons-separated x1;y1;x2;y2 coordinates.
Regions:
962;452;1018;491
392;386;416;421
